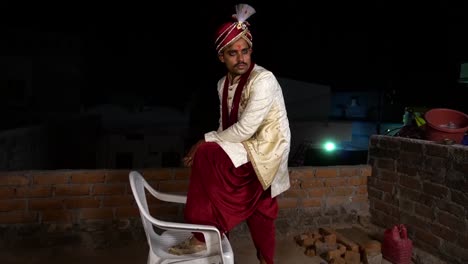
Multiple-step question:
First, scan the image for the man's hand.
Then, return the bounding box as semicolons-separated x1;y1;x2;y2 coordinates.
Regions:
182;139;205;167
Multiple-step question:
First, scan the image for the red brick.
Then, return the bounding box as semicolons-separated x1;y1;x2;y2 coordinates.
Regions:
302;179;324;189
16;186;52;198
324;178;347;187
302;198;321;208
316;168;338;178
451;191;468;207
345;250;361;264
0;175;29;186
64;198;100;209
42;210;73;223
115;206;140;218
327;197;349;207
174;168;190;180
158;181;189;193
289;178;302;189
370;209;397;228
282;189;307;198
102;195;134;207
399;199;414;212
368;187;383;201
55;185;90;196
148;204;180;217
430;223;458;242
373;199;398;217
339;167;361;177
289;167;314;180
373;179;394;193
423;182;449;198
415;204;433;219
79;208;114;220
400;175;422;190
0;211;37;224
438;211;465;230
93;184;125;195
70;171;105;184
124;183;133;195
379;170;398;182
401;141;423;153
0;187;16;199
459;233;468;249
278;198;298;209
105;170;130;183
33;172;69;185
396;165;418;177
399;187;420;202
357;185;367;195
141;168;173;181
308;187;329;197
414;229;441;249
352;195;369;203
349;176;367;186
331;187;354;197
29;199;63;210
0;200;26;212
361;166;372;177
382;192;398;205
376;158;395;170
404;214;430;231
319;227;359;252
323;233;337;245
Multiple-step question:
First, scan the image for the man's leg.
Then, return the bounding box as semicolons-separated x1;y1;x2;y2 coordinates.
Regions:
246;196;278;264
177;142;264;246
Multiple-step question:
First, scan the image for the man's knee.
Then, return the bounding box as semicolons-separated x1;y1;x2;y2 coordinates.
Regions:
199;141;219;149
195;142;220;156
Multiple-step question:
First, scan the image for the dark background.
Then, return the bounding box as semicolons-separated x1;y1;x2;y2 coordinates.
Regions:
2;0;468;123
2;0;468;170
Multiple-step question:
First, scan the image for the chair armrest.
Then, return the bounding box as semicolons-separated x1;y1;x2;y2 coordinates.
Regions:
142;177;187;204
146;185;187;204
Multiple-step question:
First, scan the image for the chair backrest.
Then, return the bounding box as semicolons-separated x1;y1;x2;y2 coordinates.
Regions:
129;171;160;242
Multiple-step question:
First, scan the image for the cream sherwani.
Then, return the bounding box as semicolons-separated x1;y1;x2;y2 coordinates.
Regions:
204;64;291;198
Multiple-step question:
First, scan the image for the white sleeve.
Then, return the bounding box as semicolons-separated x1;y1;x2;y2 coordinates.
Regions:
205;72;276;143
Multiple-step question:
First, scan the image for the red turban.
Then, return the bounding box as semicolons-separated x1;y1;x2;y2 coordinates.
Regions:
214;4;256;54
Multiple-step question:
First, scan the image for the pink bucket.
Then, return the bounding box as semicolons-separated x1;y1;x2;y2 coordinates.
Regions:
424;108;468;144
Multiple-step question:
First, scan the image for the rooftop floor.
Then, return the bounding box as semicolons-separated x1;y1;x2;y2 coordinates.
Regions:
1;225;447;264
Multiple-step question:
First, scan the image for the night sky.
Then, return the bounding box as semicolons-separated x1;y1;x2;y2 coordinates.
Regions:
3;1;468;113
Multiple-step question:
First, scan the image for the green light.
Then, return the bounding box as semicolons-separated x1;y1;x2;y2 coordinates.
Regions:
323;141;336;152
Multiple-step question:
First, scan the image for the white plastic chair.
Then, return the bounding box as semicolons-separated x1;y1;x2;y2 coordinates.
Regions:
129;170;234;264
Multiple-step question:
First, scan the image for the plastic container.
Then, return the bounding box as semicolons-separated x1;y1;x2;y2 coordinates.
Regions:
382;224;413;264
424;108;468;144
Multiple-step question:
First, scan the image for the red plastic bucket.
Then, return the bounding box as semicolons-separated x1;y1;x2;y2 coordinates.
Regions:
424;108;468;144
382;224;413;264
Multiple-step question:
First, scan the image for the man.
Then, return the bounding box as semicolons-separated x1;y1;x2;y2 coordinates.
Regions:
168;4;291;264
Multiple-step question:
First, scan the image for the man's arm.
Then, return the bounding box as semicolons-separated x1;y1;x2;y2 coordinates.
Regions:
205;72;277;143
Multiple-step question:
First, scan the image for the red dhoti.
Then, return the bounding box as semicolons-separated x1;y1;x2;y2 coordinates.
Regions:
184;142;278;264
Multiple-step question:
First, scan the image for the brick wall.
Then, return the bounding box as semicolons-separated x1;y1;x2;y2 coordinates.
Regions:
0;165;371;248
368;135;468;264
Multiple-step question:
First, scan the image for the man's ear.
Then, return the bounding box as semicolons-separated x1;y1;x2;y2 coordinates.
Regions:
218;53;225;63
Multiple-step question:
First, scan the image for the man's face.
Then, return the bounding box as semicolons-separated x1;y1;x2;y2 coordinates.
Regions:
218;38;252;77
